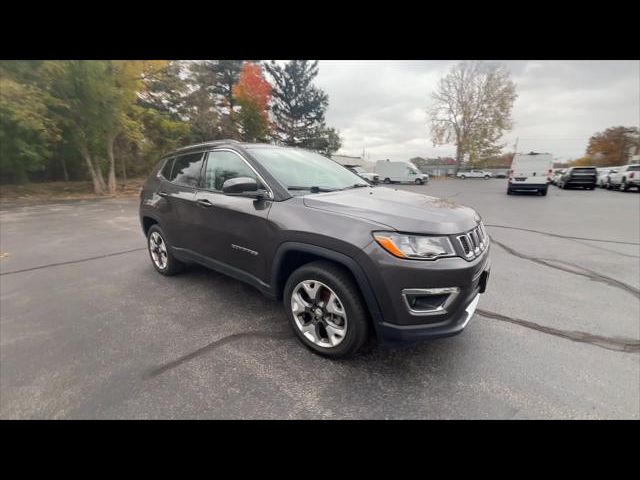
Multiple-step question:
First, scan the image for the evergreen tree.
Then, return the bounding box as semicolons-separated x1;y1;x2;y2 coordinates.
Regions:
265;60;341;155
138;60;190;122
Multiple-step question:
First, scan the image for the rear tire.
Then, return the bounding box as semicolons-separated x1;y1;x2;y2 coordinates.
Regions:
147;225;184;276
484;175;490;179
383;178;391;184
283;261;370;358
460;175;466;179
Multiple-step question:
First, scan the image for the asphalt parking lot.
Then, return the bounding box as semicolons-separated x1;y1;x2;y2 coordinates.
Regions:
1;179;639;419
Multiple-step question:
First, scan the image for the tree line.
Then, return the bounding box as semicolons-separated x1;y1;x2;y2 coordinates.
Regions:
0;60;341;193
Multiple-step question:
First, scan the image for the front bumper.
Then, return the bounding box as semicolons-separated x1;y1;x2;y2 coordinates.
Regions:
355;241;491;345
378;292;481;344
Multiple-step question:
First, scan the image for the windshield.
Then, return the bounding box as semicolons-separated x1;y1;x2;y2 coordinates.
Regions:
249;147;369;192
352;166;365;173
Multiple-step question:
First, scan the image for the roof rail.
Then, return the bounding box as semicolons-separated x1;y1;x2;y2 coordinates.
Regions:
174;139;241;152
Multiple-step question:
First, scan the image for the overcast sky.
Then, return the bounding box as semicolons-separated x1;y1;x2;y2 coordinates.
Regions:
313;60;640;162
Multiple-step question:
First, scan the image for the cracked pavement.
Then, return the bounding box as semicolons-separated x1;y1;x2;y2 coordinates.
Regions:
1;181;639;419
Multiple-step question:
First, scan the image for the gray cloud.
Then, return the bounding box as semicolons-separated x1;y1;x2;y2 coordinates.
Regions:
314;60;640;162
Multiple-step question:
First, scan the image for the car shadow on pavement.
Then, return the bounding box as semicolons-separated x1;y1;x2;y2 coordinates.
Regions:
143;263;457;379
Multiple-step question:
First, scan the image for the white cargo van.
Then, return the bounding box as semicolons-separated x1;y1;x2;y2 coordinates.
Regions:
376;160;428;185
507;153;554;196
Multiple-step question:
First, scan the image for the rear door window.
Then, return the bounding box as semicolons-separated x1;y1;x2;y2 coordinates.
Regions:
169;153;205;187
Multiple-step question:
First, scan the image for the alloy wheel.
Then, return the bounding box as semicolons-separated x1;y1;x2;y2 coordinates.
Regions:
149;231;168;270
290;280;348;348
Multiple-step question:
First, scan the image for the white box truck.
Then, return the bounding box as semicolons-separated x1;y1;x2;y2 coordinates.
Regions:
375;160;428;185
507;152;554;196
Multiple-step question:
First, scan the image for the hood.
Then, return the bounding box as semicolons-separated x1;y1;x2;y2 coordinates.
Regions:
303;187;480;234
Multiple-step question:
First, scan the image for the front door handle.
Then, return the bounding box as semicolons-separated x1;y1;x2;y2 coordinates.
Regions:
196;199;213;207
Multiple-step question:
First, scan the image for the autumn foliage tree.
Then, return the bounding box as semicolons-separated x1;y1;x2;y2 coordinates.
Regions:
586;126;639;166
233;62;272;142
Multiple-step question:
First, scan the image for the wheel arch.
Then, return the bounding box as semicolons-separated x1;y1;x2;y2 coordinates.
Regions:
141;215;160;236
270;242;384;336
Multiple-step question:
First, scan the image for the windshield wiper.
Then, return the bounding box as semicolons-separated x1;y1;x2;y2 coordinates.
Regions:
339;183;371;190
287;186;338;193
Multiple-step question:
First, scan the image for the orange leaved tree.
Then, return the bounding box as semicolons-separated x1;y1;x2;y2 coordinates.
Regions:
232;62;272;142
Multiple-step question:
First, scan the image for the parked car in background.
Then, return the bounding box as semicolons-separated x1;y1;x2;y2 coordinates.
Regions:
493;171;508;179
456;169;492;179
507;152;553;196
347;165;379;184
556;166;598;190
606;164;640;191
551;169;566;185
139;140;490;357
597;167;618;188
376;160;428;185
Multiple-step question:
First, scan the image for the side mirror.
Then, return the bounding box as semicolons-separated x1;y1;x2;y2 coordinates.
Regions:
222;177;265;198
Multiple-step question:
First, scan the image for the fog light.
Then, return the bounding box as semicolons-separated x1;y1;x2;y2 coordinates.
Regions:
402;287;460;316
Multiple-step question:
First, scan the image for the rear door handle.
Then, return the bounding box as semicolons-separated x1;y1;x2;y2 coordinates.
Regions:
197;199;213;207
158;191;168;197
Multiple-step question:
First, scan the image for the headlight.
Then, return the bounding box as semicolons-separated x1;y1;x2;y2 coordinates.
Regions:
373;232;455;260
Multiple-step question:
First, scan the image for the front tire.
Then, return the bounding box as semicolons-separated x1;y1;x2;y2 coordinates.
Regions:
415;178;424;185
147;225;184;276
620;178;628;191
284;261;370;358
383;178;391;184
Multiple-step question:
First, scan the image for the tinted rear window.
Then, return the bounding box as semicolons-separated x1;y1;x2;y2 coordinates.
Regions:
169;153;204;187
628;165;640;171
573;167;596;172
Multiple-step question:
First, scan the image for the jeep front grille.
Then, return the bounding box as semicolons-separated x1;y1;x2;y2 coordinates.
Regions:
456;223;488;260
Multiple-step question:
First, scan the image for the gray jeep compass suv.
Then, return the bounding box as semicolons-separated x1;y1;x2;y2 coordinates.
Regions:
139;140;491;357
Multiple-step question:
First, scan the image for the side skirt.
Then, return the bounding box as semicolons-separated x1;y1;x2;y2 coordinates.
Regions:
172;247;276;299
